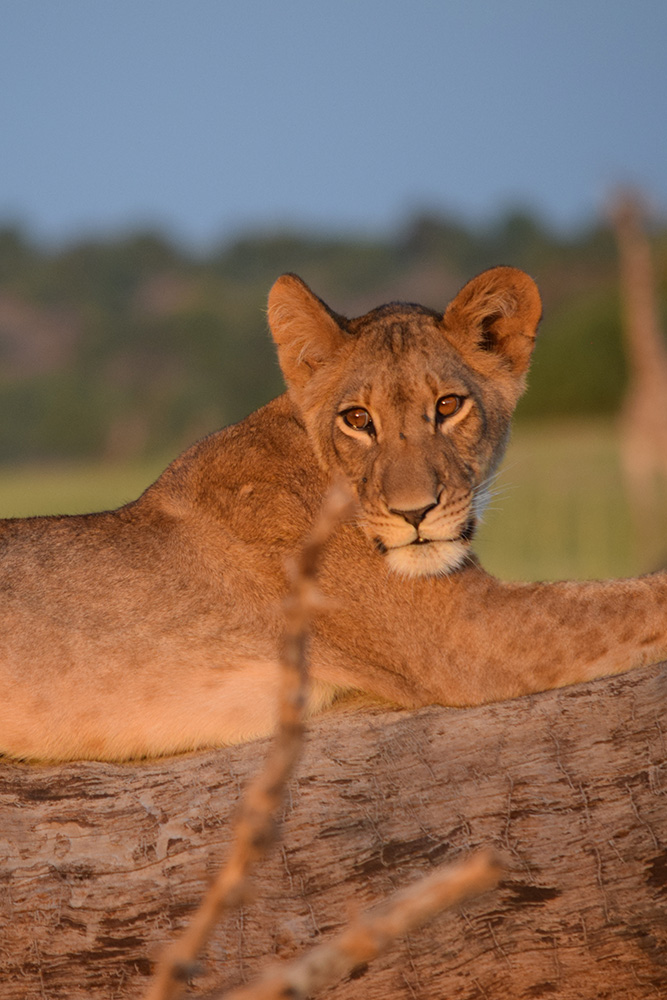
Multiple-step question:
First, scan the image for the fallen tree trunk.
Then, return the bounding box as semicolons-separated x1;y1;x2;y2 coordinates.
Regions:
1;663;666;1000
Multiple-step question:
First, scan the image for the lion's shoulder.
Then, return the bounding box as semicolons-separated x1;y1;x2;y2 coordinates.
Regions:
145;394;324;542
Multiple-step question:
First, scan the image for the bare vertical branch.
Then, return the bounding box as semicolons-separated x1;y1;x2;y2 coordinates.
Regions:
143;483;355;1000
609;189;667;564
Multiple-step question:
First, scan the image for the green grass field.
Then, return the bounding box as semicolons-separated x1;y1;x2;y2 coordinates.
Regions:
0;419;663;582
475;420;665;581
0;456;171;522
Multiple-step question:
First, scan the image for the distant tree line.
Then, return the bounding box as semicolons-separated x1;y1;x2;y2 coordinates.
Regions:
0;208;665;463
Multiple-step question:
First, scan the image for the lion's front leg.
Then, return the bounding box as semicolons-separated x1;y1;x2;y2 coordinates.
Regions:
310;564;667;710
443;570;667;706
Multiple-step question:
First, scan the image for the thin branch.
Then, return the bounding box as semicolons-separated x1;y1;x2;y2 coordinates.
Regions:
220;850;503;1000
143;483;355;1000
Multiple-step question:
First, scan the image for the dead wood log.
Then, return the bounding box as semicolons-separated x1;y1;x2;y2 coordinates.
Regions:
1;662;667;1000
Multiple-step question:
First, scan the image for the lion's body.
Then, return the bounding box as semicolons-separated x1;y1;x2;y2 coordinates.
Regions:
0;398;336;759
1;267;666;761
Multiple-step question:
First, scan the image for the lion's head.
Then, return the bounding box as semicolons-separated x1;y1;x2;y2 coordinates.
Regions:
268;266;542;578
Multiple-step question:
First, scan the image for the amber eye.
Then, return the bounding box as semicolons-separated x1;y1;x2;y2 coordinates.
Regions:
436;395;464;420
342;407;373;431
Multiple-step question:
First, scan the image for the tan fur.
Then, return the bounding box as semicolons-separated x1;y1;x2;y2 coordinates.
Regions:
1;266;666;761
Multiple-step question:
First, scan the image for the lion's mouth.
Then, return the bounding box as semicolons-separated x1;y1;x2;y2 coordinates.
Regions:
410;536;462;548
374;517;476;560
411;516;477;547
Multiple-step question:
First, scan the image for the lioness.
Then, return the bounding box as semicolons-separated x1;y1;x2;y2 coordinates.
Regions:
1;266;666;761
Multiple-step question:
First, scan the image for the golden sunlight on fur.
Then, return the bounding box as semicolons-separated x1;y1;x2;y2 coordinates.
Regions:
1;266;666;761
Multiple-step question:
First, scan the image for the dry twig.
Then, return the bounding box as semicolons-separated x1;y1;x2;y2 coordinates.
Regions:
220;850;503;1000
143;483;355;1000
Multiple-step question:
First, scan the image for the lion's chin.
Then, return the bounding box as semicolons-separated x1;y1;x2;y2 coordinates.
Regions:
384;538;469;579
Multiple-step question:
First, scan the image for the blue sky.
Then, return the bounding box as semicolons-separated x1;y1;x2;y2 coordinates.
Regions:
2;1;666;247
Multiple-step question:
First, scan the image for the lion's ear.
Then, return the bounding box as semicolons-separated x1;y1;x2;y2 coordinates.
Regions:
442;266;542;376
268;274;349;390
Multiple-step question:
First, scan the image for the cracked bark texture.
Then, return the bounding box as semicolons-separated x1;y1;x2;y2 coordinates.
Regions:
1;663;667;1000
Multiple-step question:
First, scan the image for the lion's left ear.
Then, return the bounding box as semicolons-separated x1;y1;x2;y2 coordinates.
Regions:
442;266;542;376
268;273;349;391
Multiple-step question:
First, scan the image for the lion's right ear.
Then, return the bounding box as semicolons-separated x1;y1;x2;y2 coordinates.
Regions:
442;266;542;377
268;274;349;391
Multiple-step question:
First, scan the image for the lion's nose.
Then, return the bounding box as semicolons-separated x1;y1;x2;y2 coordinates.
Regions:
390;503;437;528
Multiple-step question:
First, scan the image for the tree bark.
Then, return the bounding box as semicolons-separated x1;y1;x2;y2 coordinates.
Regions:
1;663;667;1000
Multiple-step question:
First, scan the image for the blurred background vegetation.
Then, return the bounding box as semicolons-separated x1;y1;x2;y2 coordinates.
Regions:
1;207;666;580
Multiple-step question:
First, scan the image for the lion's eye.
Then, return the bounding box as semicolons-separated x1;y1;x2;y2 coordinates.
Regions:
436;395;464;420
342;407;373;431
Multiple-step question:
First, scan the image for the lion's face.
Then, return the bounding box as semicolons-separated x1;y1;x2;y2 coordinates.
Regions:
268;267;542;578
302;307;509;578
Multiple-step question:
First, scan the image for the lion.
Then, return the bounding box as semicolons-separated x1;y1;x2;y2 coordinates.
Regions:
1;266;666;761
